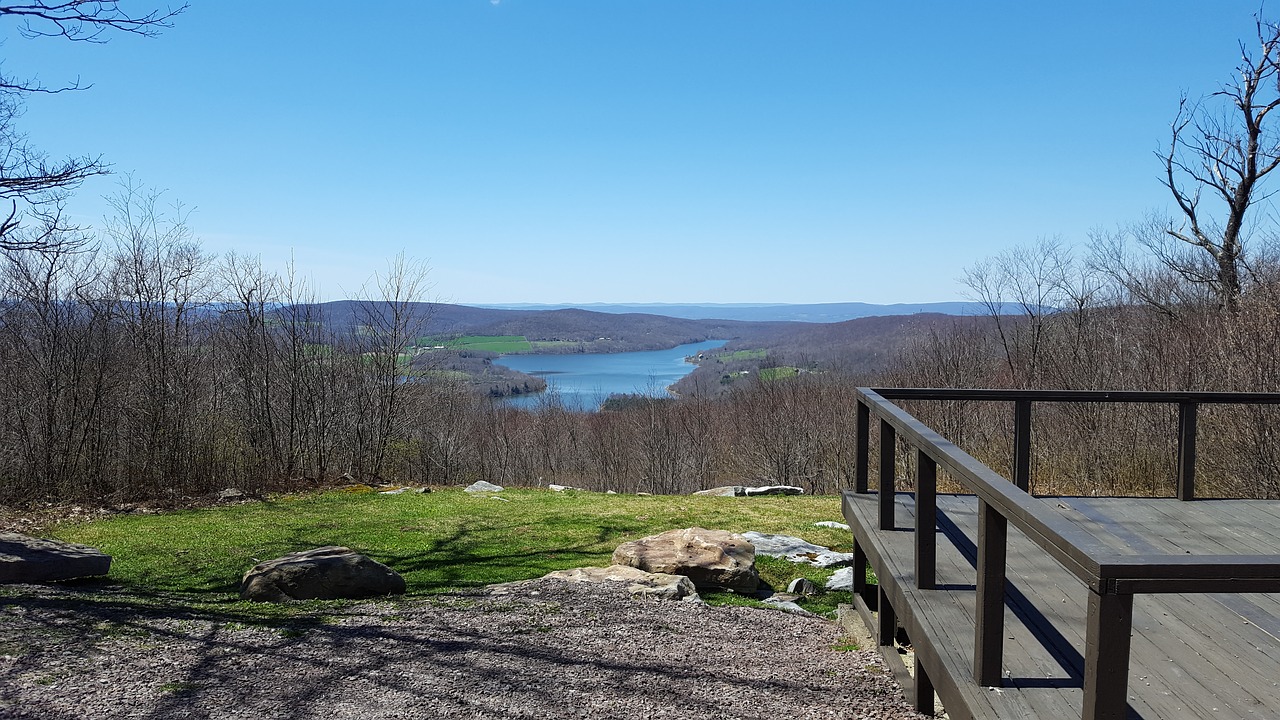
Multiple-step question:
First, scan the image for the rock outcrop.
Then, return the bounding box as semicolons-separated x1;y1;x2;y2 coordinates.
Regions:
691;485;804;497
0;532;111;583
240;546;406;602
465;481;504;493
612;527;758;594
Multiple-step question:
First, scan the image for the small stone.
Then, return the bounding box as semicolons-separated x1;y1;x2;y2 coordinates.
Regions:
787;577;818;596
814;521;850;530
826;567;854;591
762;596;814;615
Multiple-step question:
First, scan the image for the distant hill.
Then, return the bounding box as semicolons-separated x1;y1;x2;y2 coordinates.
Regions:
671;313;1002;395
473;301;989;322
276;301;789;353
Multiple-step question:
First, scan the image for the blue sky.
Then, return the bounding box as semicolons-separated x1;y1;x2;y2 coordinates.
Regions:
3;1;1270;304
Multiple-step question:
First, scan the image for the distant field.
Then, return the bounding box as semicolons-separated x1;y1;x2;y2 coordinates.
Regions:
529;340;583;351
759;366;800;381
719;348;767;362
416;335;535;353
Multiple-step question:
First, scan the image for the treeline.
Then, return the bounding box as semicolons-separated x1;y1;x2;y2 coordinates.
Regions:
880;237;1280;499
0;187;439;505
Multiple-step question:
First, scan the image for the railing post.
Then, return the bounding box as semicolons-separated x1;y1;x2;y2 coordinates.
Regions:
1013;398;1032;493
974;498;1007;687
878;584;897;647
916;448;937;590
1177;401;1198;501
853;542;867;603
856;400;870;493
879;418;896;530
915;653;936;716
1082;589;1134;720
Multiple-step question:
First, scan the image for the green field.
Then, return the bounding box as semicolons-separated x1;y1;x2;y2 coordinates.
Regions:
444;335;533;353
48;487;856;618
759;366;800;381
719;348;768;362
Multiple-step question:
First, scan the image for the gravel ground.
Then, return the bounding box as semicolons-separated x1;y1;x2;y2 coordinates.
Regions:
0;579;926;720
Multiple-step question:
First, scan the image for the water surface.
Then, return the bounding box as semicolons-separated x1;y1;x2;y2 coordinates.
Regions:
500;339;726;411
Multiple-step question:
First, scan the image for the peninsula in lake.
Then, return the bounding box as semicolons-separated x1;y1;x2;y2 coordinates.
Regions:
278;301;995;400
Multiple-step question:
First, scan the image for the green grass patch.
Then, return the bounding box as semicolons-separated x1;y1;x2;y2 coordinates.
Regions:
50;488;854;617
718;349;767;362
759;366;800;381
446;335;533;353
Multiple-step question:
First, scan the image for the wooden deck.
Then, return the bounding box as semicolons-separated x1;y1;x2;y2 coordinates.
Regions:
843;387;1280;720
843;490;1280;720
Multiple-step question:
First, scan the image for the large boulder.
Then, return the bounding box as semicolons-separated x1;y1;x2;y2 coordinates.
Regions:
465;481;504;493
0;532;111;583
612;527;759;594
240;546;405;602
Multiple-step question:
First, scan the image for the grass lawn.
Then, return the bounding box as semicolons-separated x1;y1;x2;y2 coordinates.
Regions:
446;335;533;353
49;487;857;617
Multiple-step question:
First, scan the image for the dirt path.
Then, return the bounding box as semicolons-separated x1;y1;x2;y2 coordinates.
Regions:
0;579;925;719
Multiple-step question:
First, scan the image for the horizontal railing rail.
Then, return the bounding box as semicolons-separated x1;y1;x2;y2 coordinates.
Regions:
852;387;1280;720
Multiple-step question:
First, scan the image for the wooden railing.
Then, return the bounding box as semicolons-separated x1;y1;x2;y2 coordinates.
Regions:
854;388;1280;720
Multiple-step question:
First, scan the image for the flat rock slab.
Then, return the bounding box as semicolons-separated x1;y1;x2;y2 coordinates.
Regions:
0;532;111;583
741;531;853;568
691;485;804;497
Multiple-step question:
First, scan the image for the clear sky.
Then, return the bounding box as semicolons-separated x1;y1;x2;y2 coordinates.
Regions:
3;1;1272;304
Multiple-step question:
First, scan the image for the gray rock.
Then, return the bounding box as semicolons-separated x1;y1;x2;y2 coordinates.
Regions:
379;487;412;495
741;531;853;568
0;532;111;583
548;484;584;492
240;546;406;602
217;488;245;501
787;577;818;596
465;481;504;493
535;565;702;602
613;527;759;594
762;595;815;616
813;521;850;530
691;485;744;497
741;485;804;497
692;485;805;498
825;566;854;591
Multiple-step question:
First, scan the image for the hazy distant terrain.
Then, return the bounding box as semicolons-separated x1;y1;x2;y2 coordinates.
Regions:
475;301;988;322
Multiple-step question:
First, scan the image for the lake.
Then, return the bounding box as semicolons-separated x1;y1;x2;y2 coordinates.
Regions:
499;339;726;410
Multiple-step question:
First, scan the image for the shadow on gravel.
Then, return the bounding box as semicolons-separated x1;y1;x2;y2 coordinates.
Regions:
0;579;920;720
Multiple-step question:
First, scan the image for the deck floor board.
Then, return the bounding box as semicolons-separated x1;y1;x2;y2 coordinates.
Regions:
843;491;1280;720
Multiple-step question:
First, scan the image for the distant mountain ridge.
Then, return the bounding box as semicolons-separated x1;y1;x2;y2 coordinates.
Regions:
473;301;987;323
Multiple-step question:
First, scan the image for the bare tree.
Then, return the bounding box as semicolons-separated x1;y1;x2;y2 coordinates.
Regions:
1160;15;1280;313
0;1;185;248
